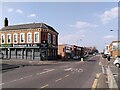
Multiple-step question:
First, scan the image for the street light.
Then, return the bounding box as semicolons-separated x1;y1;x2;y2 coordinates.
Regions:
110;30;118;32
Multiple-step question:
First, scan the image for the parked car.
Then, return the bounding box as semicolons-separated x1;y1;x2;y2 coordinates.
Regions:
102;54;107;58
73;56;81;60
113;56;120;68
0;52;4;59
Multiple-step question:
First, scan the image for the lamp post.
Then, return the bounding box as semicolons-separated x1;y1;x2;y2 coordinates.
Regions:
110;29;120;57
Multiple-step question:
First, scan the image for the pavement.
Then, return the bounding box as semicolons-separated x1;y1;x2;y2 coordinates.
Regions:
0;57;90;71
98;55;119;89
0;59;59;71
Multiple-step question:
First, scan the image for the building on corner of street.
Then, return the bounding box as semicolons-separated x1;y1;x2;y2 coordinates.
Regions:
0;17;59;60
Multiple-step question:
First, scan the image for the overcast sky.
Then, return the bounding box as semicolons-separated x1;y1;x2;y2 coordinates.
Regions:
0;2;118;52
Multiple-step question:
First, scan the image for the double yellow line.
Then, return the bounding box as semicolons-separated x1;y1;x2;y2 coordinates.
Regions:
91;73;101;90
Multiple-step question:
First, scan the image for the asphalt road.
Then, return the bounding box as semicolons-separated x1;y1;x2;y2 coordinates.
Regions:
1;55;104;89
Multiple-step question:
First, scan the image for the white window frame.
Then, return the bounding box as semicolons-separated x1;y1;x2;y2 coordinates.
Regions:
7;34;11;44
53;35;56;45
48;33;51;44
1;34;5;44
13;33;18;44
20;33;25;43
27;32;32;43
34;32;39;43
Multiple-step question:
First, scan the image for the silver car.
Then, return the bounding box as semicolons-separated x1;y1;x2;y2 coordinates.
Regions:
113;56;120;68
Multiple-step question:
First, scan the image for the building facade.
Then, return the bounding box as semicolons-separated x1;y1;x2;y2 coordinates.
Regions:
58;44;84;60
58;44;73;59
109;41;120;58
0;18;59;60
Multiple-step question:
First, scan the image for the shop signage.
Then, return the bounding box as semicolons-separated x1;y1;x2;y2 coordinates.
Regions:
13;44;27;47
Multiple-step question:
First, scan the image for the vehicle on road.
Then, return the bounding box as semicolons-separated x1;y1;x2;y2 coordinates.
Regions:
73;56;81;60
113;56;120;68
0;52;4;59
102;54;107;58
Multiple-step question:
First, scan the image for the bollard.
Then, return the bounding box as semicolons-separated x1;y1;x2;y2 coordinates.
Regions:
81;58;84;62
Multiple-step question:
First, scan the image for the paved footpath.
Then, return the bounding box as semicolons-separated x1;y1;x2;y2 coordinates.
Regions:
98;55;118;89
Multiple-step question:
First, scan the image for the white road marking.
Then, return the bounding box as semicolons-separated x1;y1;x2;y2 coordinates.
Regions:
65;75;69;77
99;62;102;66
0;83;5;86
37;69;55;75
44;69;50;70
101;65;105;74
2;69;55;86
23;75;33;79
40;84;49;88
64;68;72;71
55;78;62;82
12;80;17;82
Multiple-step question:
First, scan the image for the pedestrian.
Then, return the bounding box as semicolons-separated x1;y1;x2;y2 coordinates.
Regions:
107;55;111;64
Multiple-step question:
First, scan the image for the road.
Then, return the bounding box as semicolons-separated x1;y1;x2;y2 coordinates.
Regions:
1;55;114;89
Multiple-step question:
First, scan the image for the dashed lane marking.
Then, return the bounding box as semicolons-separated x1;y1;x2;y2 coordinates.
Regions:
64;68;72;71
101;65;105;74
23;75;33;79
36;69;55;75
65;75;69;77
2;69;54;86
40;84;49;88
55;78;62;82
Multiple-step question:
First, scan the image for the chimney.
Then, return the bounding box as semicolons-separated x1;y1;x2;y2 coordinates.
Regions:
4;17;8;27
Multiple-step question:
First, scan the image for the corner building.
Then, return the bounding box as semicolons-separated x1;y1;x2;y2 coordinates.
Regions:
0;18;59;60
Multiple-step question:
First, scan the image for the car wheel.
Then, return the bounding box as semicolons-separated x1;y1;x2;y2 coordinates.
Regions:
115;63;120;68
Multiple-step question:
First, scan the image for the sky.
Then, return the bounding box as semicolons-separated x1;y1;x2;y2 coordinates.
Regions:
0;2;118;52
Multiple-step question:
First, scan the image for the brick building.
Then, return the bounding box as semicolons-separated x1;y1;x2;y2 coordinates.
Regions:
0;18;59;60
58;44;72;59
109;41;120;58
58;44;84;60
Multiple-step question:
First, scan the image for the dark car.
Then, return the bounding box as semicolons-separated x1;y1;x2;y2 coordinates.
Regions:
73;56;81;60
0;52;4;59
102;54;107;58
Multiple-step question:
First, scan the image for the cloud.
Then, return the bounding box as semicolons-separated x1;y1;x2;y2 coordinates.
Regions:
59;33;85;45
103;35;115;39
8;8;13;12
16;9;23;14
68;21;98;29
100;7;118;24
28;14;36;17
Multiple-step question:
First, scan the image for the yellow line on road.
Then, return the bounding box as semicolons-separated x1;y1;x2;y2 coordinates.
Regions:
91;73;101;90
